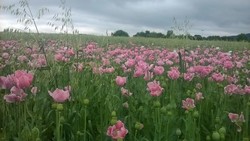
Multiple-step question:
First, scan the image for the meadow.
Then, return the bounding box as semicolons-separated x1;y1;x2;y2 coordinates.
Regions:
0;32;250;141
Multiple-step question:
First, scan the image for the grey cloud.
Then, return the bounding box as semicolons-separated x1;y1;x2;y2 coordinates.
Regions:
0;0;249;36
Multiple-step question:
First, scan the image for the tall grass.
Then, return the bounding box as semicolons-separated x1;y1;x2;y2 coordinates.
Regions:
0;39;249;140
0;32;250;50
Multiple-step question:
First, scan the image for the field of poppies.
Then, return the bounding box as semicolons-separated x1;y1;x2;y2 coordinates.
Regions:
0;38;250;141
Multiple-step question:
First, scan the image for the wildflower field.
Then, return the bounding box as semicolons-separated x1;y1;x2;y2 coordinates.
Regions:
0;34;250;141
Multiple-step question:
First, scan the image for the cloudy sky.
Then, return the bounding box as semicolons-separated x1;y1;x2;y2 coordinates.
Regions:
0;0;249;37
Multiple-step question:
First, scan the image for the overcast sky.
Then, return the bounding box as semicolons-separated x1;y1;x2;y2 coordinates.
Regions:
0;0;249;37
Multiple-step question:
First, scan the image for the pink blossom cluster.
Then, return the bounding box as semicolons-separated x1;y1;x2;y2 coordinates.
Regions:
0;70;33;103
54;47;75;62
228;112;245;123
182;98;196;110
187;65;213;77
82;42;104;58
107;120;128;140
228;112;245;132
147;81;164;96
28;54;47;68
115;76;127;87
224;84;250;95
167;67;180;80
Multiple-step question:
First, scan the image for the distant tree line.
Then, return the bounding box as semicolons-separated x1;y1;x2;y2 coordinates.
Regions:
111;29;250;42
2;28;250;42
3;28;21;33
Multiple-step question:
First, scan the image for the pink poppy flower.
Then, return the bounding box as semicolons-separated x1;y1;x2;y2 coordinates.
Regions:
226;75;238;84
137;60;149;71
107;120;128;140
153;66;164;75
125;59;136;68
4;86;27;103
167;67;180;80
197;66;213;77
165;60;173;65
65;48;75;56
228;112;245;123
13;70;33;89
228;113;238;122
235;61;243;68
0;75;15;89
223;61;234;69
211;72;224;82
147;81;163;96
133;67;144;77
121;87;132;97
195;92;204;101
224;84;239;95
115;76;127;86
4;94;21;103
244;85;250;94
184;73;194;81
31;86;38;95
182;98;195;110
2;52;10;59
49;88;70;103
102;58;110;66
106;67;115;73
39;57;47;66
17;55;28;63
157;60;165;66
54;53;64;62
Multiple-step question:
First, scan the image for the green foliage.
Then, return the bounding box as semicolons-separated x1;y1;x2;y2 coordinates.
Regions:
0;32;250;51
194;35;203;40
112;30;129;37
0;41;249;140
134;30;165;38
237;33;248;41
166;30;175;38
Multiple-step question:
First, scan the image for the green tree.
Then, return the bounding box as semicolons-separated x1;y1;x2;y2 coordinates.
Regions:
133;31;165;38
207;36;221;40
134;31;146;37
166;30;174;38
194;35;202;40
112;30;129;37
237;33;248;41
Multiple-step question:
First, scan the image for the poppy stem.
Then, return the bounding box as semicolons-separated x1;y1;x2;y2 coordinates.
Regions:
84;106;87;141
56;109;61;141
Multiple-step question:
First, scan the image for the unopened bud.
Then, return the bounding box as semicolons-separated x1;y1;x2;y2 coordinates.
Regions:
57;104;63;110
110;117;117;125
83;99;89;105
153;101;161;108
218;127;226;134
160;106;167;114
52;103;57;109
212;131;220;141
31;127;40;139
193;111;199;118
176;128;181;136
111;111;116;117
206;135;211;140
135;122;144;130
